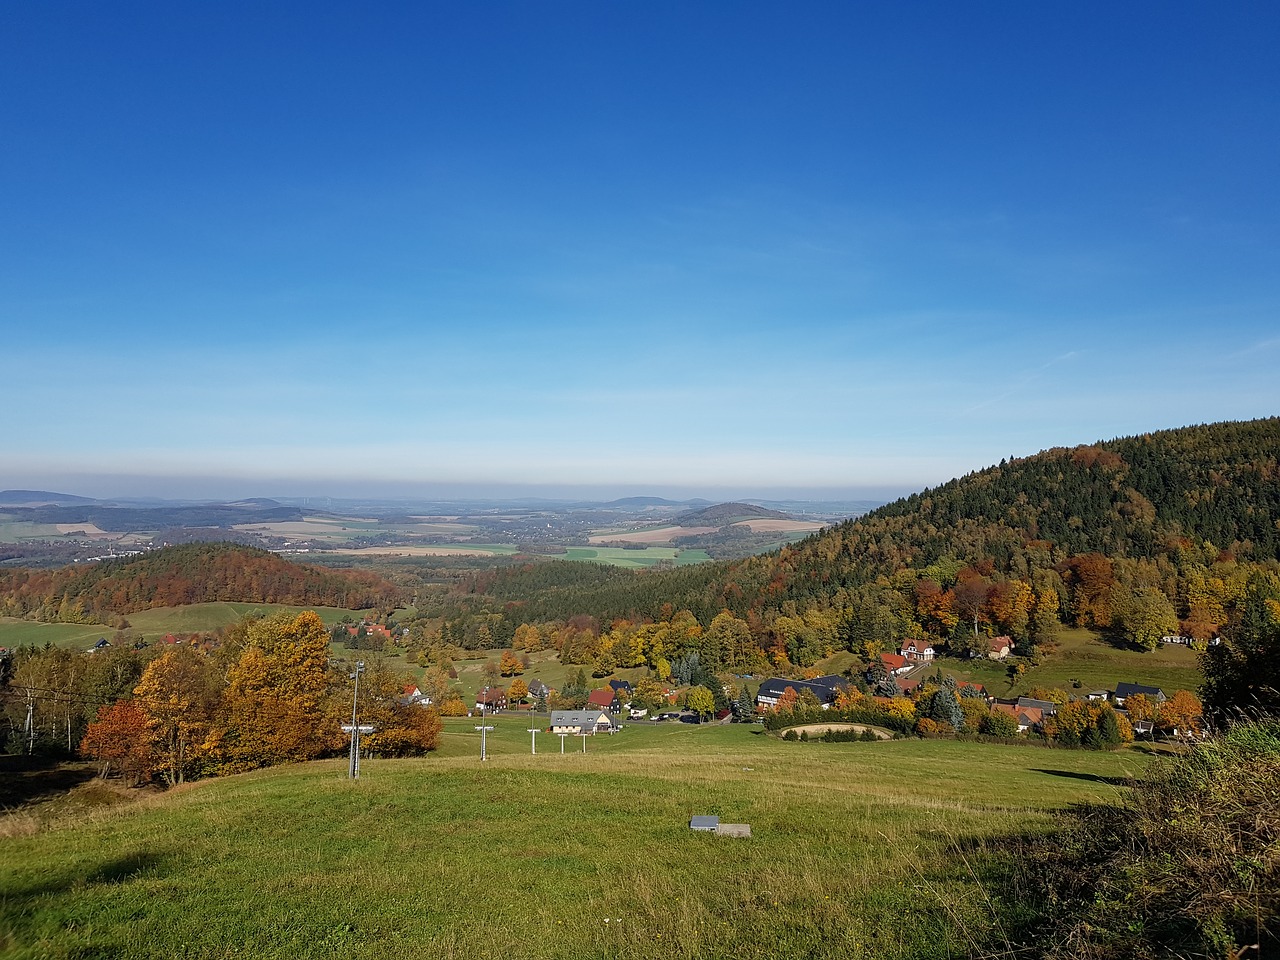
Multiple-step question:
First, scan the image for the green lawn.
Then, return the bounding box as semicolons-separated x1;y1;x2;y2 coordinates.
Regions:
0;721;1147;960
934;628;1203;698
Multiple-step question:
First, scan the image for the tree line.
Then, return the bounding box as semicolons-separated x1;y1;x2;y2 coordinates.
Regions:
2;611;439;785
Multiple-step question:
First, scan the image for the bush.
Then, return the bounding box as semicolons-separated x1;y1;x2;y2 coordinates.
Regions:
782;730;798;742
1003;720;1280;957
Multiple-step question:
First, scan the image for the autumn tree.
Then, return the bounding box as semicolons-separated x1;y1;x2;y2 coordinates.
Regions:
508;677;529;704
499;650;523;676
1159;689;1203;738
79;699;154;785
134;647;217;786
357;660;443;756
774;686;799;714
1117;586;1179;651
219;611;340;771
1201;581;1280;726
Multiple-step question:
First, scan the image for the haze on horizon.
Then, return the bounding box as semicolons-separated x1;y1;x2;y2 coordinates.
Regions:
3;3;1277;501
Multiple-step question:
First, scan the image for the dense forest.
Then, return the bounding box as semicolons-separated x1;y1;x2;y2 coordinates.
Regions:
0;543;405;623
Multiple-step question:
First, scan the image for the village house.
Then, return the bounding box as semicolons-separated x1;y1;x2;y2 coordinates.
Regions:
1016;695;1059;717
991;701;1043;733
754;675;850;711
1113;682;1166;707
985;636;1015;660
899;639;935;663
548;710;618;735
878;652;912;676
586;687;617;711
475;688;507;712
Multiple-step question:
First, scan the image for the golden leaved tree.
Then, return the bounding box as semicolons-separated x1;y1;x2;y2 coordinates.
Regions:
134;647;219;786
220;611;342;771
356;659;442;756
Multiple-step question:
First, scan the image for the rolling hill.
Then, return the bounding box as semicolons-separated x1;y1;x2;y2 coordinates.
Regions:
0;542;405;623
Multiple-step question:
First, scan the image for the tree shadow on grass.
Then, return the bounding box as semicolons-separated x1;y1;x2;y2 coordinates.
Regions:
0;850;172;958
1032;767;1133;787
0;755;98;808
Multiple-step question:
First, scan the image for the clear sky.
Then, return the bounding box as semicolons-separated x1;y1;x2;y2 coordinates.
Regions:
2;2;1277;501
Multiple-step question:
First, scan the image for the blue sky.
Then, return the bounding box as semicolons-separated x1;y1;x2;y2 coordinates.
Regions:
2;2;1277;500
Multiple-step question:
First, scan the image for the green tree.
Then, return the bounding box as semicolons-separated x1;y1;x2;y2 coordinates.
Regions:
1118;586;1179;651
685;686;715;722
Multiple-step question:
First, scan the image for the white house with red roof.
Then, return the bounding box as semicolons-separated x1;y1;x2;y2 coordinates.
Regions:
899;639;935;662
879;652;911;675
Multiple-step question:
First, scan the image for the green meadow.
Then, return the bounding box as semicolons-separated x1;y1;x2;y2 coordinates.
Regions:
0;720;1149;960
930;627;1203;697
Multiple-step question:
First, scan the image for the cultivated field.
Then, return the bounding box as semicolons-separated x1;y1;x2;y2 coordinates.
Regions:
587;525;718;544
729;518;826;534
0;720;1148;960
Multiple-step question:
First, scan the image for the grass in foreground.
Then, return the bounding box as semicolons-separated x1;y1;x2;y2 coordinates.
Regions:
0;722;1148;960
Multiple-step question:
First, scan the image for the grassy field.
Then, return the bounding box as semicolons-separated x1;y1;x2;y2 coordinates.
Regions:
931;628;1203;698
0;720;1148;960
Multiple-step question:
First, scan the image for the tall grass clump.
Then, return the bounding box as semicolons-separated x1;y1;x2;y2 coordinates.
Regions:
1003;720;1280;958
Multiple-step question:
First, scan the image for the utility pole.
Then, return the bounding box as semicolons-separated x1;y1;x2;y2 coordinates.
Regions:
475;702;494;761
348;661;364;778
527;727;540;754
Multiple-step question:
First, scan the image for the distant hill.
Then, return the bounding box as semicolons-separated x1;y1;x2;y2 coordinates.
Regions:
0;543;405;622
601;496;712;510
0;490;98;506
5;501;303;531
676;502;792;527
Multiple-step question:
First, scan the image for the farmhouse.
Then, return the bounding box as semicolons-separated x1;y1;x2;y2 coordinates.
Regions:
899;639;935;662
586;688;617;710
991;702;1043;732
475;688;507;711
1113;682;1166;707
986;636;1014;660
755;675;849;711
878;652;911;675
549;710;618;735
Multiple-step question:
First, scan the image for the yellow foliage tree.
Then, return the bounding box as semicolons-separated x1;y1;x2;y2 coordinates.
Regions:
220;611;340;771
133;648;216;786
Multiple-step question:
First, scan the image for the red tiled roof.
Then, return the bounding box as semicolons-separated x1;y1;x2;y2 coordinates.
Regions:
587;688;615;708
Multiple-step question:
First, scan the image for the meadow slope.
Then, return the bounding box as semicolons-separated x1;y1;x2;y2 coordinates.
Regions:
0;721;1149;960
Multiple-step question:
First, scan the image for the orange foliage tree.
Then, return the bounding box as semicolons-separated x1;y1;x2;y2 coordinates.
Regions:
358;661;443;756
499;650;524;676
80;699;154;786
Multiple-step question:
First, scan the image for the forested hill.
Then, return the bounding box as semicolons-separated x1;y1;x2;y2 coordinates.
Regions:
863;417;1280;564
0;543;405;623
676;502;791;526
445;418;1280;662
684;417;1280;653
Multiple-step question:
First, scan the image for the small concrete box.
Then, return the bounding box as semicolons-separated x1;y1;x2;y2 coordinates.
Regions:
689;815;720;831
